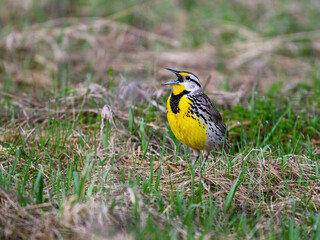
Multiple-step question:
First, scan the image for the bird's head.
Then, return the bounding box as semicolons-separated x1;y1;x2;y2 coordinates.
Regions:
162;68;201;95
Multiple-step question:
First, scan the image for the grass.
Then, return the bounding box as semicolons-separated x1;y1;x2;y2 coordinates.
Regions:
1;0;320;239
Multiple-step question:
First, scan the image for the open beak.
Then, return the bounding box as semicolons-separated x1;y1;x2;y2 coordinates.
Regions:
161;68;182;86
161;80;180;86
165;68;181;75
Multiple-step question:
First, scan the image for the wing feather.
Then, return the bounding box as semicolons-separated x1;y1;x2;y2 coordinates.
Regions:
191;91;229;153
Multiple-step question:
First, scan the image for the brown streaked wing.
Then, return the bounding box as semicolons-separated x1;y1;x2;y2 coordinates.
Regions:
195;91;229;149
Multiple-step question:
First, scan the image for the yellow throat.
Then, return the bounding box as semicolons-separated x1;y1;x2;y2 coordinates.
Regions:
172;84;186;95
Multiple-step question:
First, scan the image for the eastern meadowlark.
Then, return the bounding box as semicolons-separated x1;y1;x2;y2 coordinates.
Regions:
162;68;229;168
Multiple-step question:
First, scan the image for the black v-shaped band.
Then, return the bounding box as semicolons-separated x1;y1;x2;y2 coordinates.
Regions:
170;90;190;114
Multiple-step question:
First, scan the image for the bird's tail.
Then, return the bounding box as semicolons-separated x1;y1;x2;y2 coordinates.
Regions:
223;141;230;154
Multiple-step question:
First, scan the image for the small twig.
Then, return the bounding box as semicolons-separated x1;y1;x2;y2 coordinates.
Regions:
23;128;36;147
202;74;212;91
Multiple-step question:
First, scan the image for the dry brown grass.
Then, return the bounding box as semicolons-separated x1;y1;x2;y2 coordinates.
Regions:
1;79;319;238
0;188;74;239
2;12;319;96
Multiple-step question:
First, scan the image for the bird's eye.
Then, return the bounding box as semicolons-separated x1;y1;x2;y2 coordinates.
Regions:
186;76;190;80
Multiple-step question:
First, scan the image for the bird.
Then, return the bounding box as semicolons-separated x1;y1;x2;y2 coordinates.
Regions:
162;68;229;169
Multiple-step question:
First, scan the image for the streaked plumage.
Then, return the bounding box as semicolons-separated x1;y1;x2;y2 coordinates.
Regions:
162;68;229;168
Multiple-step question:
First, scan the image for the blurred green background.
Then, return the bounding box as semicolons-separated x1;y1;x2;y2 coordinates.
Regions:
1;0;320;93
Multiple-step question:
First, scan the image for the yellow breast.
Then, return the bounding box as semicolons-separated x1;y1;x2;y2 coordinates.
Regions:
167;95;208;150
